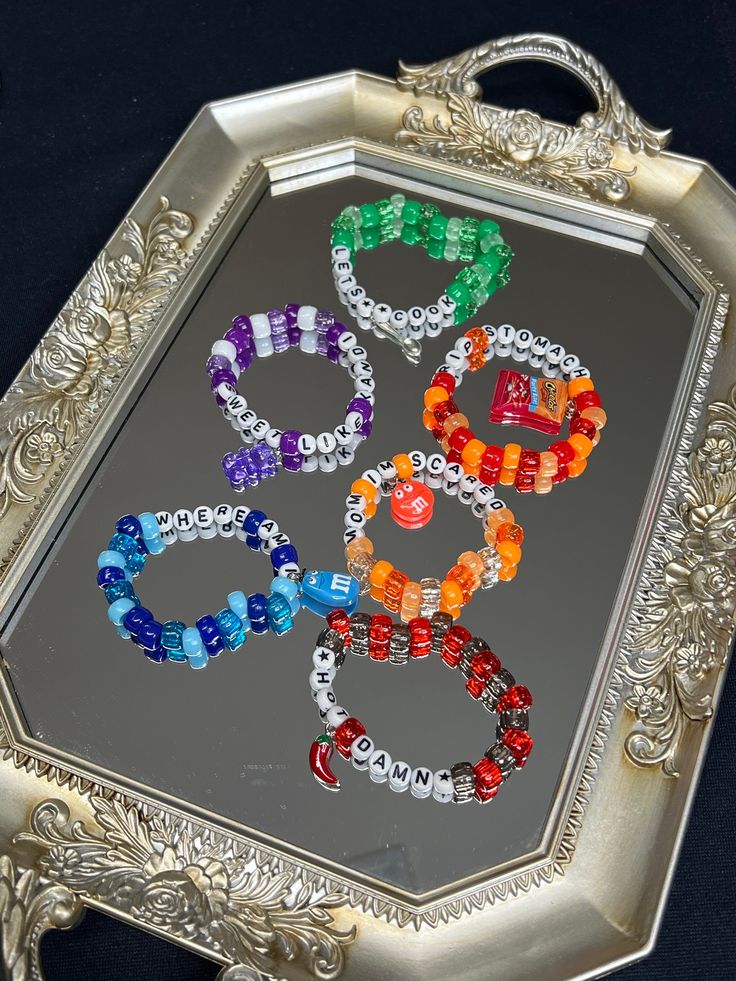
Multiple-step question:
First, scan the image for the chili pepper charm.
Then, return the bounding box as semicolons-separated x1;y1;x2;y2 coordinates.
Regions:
309;733;341;791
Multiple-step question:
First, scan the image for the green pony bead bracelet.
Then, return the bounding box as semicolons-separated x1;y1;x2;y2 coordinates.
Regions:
330;194;513;363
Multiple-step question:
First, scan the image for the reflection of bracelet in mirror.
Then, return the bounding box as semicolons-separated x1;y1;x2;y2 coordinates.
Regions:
307;609;533;802
330;195;513;362
425;324;607;495
98;508;359;668
343;450;524;622
205;306;376;490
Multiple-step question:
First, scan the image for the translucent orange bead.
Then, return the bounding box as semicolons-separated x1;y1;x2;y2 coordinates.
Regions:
498;467;517;485
461;438;486;466
496;540;522;566
400;581;422;623
496;522;524;546
464;461;481;477
458;551;484;579
439;601;462;619
383;569;409;613
534;475;554;495
364;501;377;519
484;526;498;546
567;457;588;478
423;408;437;431
392;454;414;479
502;443;521;469
591;430;601;447
447;564;476;603
485;507;515;530
568;377;594;398
440;437;451;453
424;386;450;411
443;412;470;435
568;433;593;459
351;478;378;503
499;564;518;582
465;326;488;354
345;536;373;562
440;579;464;610
369;560;393;590
539;451;559;476
581;406;607;430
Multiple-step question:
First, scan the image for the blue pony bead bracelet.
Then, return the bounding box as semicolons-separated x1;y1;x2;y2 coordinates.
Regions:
97;504;359;669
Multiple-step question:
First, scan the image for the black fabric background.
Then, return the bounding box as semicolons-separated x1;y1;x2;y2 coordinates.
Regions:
1;1;734;977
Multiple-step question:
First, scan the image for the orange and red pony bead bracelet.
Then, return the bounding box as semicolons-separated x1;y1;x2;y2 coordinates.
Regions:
424;324;607;495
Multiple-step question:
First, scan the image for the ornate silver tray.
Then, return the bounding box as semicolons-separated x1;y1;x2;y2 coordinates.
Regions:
1;33;734;981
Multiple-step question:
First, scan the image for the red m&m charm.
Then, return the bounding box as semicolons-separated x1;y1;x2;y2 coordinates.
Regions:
391;480;435;530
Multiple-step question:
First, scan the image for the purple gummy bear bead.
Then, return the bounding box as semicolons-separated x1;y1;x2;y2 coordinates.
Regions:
287;326;300;347
347;397;372;421
326;322;345;346
206;354;230;376
315;310;334;334
268;309;288;333
284;303;300;327
211;368;237;392
251;442;278;479
222;452;239;477
280;430;301;455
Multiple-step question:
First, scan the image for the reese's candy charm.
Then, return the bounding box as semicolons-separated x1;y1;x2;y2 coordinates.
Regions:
489;369;567;436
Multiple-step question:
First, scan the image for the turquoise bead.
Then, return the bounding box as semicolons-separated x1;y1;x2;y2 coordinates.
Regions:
104;580;136;605
108;533;138;562
271;576;301;615
143;534;165;555
108;597;135;626
116;625;132;640
138;512;159;539
161;620;185;651
266;593;293;635
215;608;246;651
127;550;146;577
98;550;126;570
168;649;188;663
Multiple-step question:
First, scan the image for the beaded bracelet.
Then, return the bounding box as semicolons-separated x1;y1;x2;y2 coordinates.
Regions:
330;195;513;363
424;324;607;495
98;508;359;668
342;450;524;621
307;610;533;802
206;305;375;490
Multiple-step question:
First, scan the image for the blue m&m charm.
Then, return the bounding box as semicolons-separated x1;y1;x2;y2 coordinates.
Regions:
301;570;359;617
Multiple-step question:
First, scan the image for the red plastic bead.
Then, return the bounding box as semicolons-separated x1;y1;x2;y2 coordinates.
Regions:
470;649;501;680
481;445;505;468
432;371;456;395
518;449;541;474
569;415;597;440
550;440;576;465
551;464;569;484
369;614;392;660
497;684;534;713
448;427;473;452
431;425;445;441
434;399;459;424
408;617;432;658
441;624;472;668
334;717;366;759
502;729;534;765
514;473;535;493
446;449;464;465
473;757;503;802
466;676;486;699
326;609;351;644
575;390;602;411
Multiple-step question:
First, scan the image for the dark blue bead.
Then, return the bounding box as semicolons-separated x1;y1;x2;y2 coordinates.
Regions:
144;646;168;663
270;544;298;570
97;566;125;589
137;538;150;556
245;534;262;552
247;593;269;634
195;615;224;656
116;514;142;538
103;580;136;604
122;605;153;635
242;510;267;536
136;619;163;651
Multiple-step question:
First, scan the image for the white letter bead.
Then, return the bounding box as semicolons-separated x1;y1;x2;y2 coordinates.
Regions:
368;749;392;783
216;381;237;401
337;274;357;293
213;504;232;525
250;313;270;338
482;325;498;344
313;646;336;669
331;245;351;263
173;509;197;542
545;343;565;365
531;334;550;355
266;532;290;555
265;428;283;449
336;446;355;467
351;735;374;765
356;298;375;319
211;339;237;362
226;394;247;416
528;352;544;370
297;433;317;457
194;505;217;539
407;323;425;341
347;345;367;364
309;667;336;691
455;336;474;357
426;305;442;323
474;484;495;505
326;705;350;728
334;424;353;445
250;418;269;439
316;431;337;455
459;474;479;494
237;408;256;431
445;350;467;371
377;460;398;481
408;306;426;326
346;493;366;511
561;353;580;374
389;309;408;329
278;561;301;578
297;305;317;330
301;455;319;473
496;324;515;345
356;377;375;395
315;687;337;711
257;518;278;540
426;453;446;476
388;760;412;793
515;328;533;349
372;303;391;323
332;259;353;278
410;766;433;799
337;330;357;352
424;320;442;338
571;365;591;378
343;527;365;546
443;462;463;483
344;510;366;530
318;453;337;473
361;469;381;488
439;294;456;314
347;285;366;303
346;410;364;433
433;769;454;803
409;450;427;472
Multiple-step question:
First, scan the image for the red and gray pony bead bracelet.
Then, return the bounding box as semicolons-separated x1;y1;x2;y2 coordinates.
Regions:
98;508;359;668
206;305;375;491
308;610;533;802
424;324;607;495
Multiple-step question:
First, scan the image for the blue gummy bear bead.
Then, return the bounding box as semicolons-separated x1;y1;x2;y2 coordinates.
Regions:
97;566;125;589
136;619;163;651
126;550;146;577
161;620;185;651
98;549;126;570
271;543;298;571
182;626;203;656
138;512;159;539
116;514;142;538
215;608;246;651
109;533;138;562
108;597;136;626
227;590;248;619
195;615;224;656
103;580;136;605
122;605;153;636
144;646;168;663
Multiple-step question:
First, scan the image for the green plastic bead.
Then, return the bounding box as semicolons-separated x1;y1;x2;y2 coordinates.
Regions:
428;214;449;240
376;198;394;224
341;205;362;228
470;287;488;306
453;303;469;324
471;263;492;285
401;200;422;224
447;281;470;305
362;227;381;249
480;232;504;253
331;229;354;249
426;239;445;259
446;217;462;241
359;203;380;229
477;250;502;275
458;242;477;263
400;223;422;245
380;223;399;243
444;241;460;261
478;219;500;237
